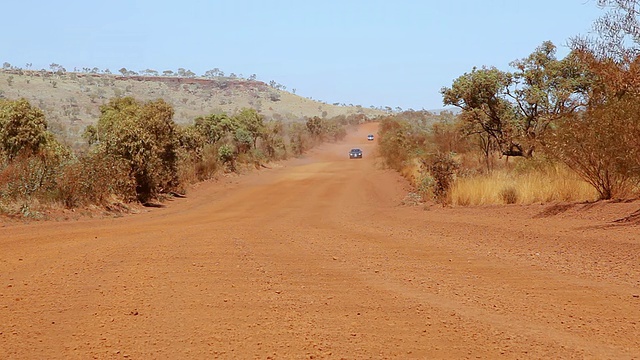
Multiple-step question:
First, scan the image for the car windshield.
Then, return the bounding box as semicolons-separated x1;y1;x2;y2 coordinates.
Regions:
350;149;361;152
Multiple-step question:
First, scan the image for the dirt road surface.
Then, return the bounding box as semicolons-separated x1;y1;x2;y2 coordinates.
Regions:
1;122;640;359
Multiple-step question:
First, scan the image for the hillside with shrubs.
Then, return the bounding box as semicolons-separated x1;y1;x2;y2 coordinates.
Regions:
0;67;382;151
0;93;371;217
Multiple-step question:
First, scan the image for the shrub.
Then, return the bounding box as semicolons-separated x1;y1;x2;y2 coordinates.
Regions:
217;144;235;171
499;186;519;204
54;153;134;208
423;152;460;205
546;96;640;199
0;98;51;161
90;97;180;202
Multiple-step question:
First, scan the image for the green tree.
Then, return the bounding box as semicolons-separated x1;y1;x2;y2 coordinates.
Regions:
234;108;265;148
442;42;590;157
507;42;591;153
0;98;51;160
233;127;252;154
441;66;519;156
193;113;238;144
90;97;180;201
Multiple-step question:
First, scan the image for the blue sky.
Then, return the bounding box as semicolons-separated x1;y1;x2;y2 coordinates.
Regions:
1;0;603;111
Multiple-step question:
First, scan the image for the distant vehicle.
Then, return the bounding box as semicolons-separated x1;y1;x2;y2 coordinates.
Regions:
349;148;363;159
367;134;374;141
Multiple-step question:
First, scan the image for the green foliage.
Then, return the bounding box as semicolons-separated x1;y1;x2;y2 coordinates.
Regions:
92;97;180;202
234;108;265;148
217;144;236;171
377;115;431;171
304;116;347;142
442;42;590;158
0;98;51;161
0;91;367;214
233;127;253;154
442;66;520;156
193;113;237;145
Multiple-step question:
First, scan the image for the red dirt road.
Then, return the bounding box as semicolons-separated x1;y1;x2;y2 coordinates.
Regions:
1;122;640;359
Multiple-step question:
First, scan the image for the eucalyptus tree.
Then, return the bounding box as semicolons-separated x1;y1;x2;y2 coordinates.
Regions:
442;41;590;157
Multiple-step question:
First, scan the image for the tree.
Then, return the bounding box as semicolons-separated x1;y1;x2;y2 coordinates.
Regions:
442;42;590;157
90;97;180;201
203;69;218;79
507;41;591;153
234;108;265;148
306;116;324;137
0;98;51;160
573;0;640;63
193;113;238;144
233;127;252;154
141;69;159;76
442;66;520;155
177;68;195;77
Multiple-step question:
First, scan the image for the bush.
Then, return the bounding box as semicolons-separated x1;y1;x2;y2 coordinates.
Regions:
546;96;640;199
217;144;236;172
90;97;180;202
54;153;134;208
0;98;50;160
499;186;519;204
423;152;460;205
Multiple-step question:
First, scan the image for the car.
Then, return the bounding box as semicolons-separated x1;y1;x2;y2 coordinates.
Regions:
367;134;374;141
349;148;363;159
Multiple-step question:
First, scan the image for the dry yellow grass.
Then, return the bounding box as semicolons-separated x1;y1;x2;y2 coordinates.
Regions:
450;165;598;206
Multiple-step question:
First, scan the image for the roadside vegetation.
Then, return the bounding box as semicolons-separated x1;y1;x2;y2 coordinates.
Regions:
0;94;366;218
379;0;640;206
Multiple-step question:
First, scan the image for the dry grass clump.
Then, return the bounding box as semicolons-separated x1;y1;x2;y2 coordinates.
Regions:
450;165;597;206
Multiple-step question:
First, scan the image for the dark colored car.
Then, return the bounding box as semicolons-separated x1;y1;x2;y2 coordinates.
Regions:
349;148;363;159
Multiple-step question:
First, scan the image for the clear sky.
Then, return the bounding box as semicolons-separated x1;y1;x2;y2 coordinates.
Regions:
1;0;603;111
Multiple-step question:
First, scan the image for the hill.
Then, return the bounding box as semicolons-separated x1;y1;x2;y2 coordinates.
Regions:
0;69;384;148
